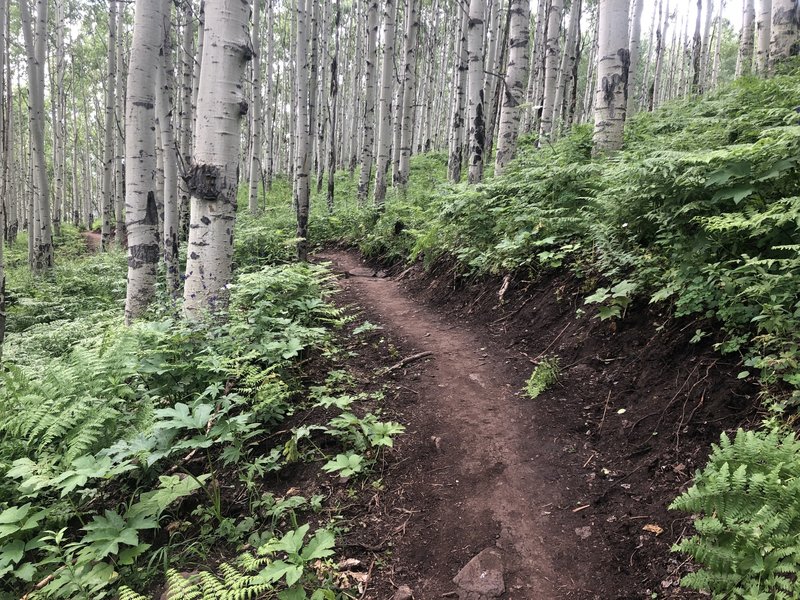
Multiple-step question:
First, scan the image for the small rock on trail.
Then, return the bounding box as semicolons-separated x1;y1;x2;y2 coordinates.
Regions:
392;585;414;600
453;548;506;599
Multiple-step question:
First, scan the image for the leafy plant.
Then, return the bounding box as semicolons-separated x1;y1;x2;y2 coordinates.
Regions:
670;428;800;598
525;357;561;399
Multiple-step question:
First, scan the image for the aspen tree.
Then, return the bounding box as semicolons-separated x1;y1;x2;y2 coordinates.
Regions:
625;0;644;116
524;0;549;133
102;0;118;251
449;5;469;182
178;0;194;238
0;0;6;360
552;0;581;135
53;0;66;237
374;0;397;206
593;0;631;155
183;0;251;314
357;0;379;203
736;0;756;76
650;0;668;109
397;0;420;186
494;0;530;176
18;0;52;271
156;4;180;297
327;0;340;212
710;0;725;87
265;0;275;190
115;2;127;246
538;0;563;142
699;0;714;89
755;0;772;74
467;0;487;184
768;0;799;70
124;0;164;322
248;0;263;215
294;0;312;261
692;0;703;92
347;0;364;174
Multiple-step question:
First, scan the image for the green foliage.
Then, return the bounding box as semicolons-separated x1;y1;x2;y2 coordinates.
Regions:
525;357;561;399
670;429;800;599
0;257;390;599
307;73;800;394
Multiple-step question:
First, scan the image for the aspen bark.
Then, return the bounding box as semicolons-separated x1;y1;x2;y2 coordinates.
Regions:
467;0;487;184
710;0;724;87
19;0;52;271
494;0;530;176
327;0;340;212
397;0;420;186
156;5;180;297
768;0;799;70
755;0;772;74
593;0;630;155
373;0;397;206
449;6;469;182
125;0;164;322
650;0;668;110
102;0;118;251
626;0;644;116
692;0;703;92
247;0;263;214
552;0;581;135
736;0;756;76
0;0;6;360
357;0;379;203
178;0;194;240
183;0;251;314
294;0;312;260
115;2;127;246
538;0;563;142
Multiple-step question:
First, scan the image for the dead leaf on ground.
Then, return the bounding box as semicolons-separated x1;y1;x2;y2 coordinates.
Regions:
643;523;664;535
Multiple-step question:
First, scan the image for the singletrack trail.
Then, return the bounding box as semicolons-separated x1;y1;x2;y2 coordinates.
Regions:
319;250;590;599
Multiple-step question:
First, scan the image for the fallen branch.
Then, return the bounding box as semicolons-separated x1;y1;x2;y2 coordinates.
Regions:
380;351;434;375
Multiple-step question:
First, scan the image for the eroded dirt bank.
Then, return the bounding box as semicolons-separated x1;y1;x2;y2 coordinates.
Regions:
319;250;756;599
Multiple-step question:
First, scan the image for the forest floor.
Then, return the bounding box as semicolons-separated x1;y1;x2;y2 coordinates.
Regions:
316;249;759;600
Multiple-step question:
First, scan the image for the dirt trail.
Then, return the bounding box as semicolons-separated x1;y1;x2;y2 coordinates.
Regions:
319;250;585;599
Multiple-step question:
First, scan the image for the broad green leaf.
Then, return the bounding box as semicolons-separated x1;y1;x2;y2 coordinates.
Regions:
301;529;335;561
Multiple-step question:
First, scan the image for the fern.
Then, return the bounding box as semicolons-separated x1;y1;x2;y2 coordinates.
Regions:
670;428;800;598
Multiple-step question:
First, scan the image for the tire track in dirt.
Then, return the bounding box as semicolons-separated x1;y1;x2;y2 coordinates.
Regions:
320;250;587;599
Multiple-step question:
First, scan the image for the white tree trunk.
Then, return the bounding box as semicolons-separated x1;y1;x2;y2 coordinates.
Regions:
115;2;126;246
593;0;630;155
626;0;644;115
18;0;52;271
373;0;397;206
357;0;379;203
124;0;163;322
736;0;756;76
0;0;6;359
466;0;486;184
494;0;530;176
397;0;420;186
247;0;263;214
448;5;469;182
552;0;581;135
156;2;180;297
710;0;725;87
294;0;312;260
102;0;117;251
755;0;772;74
768;0;799;71
183;0;251;315
538;0;563;142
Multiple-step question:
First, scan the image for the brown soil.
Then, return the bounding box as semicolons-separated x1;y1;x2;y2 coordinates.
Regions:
317;249;759;600
82;231;102;253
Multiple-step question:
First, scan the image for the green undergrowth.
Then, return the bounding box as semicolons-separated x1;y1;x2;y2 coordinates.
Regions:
314;67;800;410
1;227;402;598
280;65;800;600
